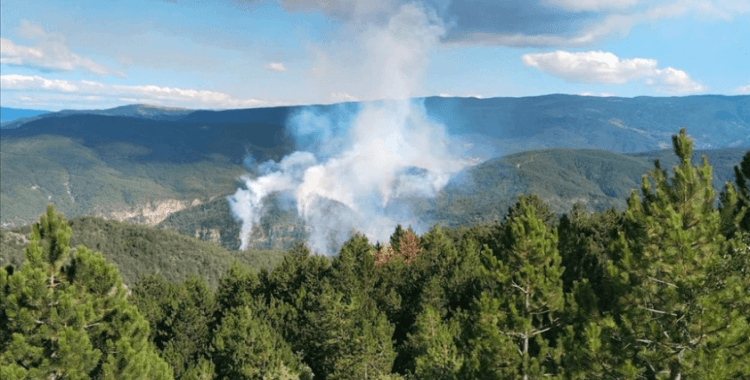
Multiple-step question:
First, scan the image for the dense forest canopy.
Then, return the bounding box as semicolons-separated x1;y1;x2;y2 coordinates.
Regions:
2;129;750;379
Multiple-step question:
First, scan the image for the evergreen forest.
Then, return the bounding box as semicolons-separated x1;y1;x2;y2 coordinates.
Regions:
2;128;750;379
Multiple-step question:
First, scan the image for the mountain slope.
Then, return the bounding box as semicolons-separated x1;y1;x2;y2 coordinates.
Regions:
0;216;284;288
3;95;748;241
0;104;191;129
0;135;246;228
156;147;746;251
428;147;745;228
4;95;749;158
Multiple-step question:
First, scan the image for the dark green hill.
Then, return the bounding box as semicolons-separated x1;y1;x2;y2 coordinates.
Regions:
0;216;284;288
423;94;750;154
156;147;746;250
0;135;246;228
3;95;748;240
4;95;749;161
428;148;745;228
0;104;191;129
1;114;295;165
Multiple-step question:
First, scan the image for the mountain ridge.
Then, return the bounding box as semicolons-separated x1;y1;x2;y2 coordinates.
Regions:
2;94;748;251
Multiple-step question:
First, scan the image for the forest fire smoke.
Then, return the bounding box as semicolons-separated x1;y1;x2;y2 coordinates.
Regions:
229;2;469;253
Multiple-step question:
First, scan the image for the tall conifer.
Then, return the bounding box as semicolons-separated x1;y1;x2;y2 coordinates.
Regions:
467;196;565;379
0;204;172;380
609;129;750;379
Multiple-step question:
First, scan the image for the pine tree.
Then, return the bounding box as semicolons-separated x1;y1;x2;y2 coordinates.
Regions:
296;282;395;380
410;306;463;380
506;193;559;230
0;204;172;380
211;304;306;380
130;274;217;379
718;150;750;239
467;196;565;379
609;129;750;379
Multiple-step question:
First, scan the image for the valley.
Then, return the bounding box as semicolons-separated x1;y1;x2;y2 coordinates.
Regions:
2;95;748;252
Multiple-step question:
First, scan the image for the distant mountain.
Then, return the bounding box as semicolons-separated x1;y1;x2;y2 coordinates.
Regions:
422;94;750;154
59;104;194;121
2;95;748;247
3;95;748;159
0;107;50;124
0;104;194;130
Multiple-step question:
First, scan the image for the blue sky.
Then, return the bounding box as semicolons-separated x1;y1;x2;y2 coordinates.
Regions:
1;0;748;111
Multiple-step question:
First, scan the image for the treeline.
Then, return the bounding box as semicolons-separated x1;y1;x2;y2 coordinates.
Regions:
2;129;750;379
1;216;286;288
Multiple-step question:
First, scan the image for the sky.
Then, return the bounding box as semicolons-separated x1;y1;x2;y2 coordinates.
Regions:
1;0;749;111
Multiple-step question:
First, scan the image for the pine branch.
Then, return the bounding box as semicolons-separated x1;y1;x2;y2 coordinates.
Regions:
647;276;678;288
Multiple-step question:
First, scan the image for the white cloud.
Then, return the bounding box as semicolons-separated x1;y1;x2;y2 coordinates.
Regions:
643;67;706;94
1;74;80;92
735;83;750;94
1;20;116;76
578;91;617;97
543;0;639;12
447;0;750;47
329;92;358;102
1;74;274;109
17;19;48;39
522;50;706;94
264;62;288;72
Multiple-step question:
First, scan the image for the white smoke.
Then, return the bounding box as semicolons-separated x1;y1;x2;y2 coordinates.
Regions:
229;2;471;253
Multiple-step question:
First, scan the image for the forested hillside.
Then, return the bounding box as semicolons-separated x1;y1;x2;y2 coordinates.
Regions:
0;216;285;288
3;129;749;379
3;96;748;233
157;147;745;251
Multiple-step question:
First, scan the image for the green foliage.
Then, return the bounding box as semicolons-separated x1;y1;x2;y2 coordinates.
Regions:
410;306;463;380
5;128;749;380
558;204;622;311
608;129;750;379
719;150;750;238
212;305;305;380
130;274;217;379
0;135;244;229
0;204;173;380
1;216;285;288
295;283;395;380
466;196;565;379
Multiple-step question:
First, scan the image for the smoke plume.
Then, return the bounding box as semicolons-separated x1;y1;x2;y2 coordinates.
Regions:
229;2;471;253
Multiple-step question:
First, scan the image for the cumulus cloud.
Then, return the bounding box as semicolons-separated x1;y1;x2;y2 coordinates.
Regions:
735;83;750;95
1;74;273;109
1;20;117;76
264;62;288;72
522;50;706;94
